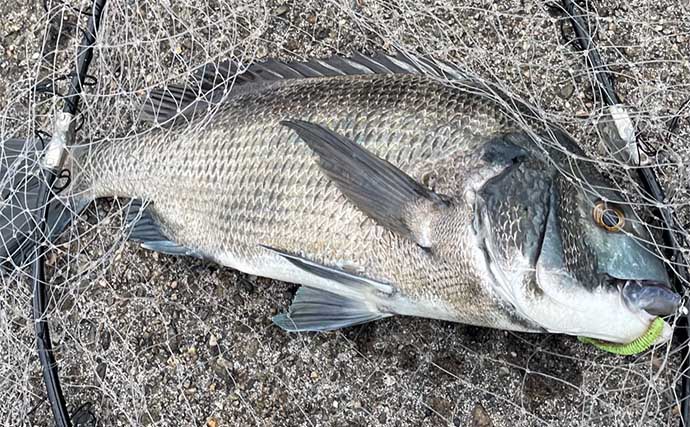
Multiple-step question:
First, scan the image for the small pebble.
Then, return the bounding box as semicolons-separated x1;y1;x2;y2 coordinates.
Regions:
471;403;493;427
558;82;575;99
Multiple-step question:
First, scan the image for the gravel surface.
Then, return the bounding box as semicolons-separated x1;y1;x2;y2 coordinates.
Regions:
1;1;689;426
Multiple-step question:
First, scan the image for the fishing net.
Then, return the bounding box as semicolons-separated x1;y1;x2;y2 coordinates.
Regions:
1;0;689;425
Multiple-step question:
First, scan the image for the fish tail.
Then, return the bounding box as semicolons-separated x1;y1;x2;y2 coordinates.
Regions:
0;138;88;272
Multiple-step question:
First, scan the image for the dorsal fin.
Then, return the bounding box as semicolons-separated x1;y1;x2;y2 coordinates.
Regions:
193;52;468;91
140;52;469;125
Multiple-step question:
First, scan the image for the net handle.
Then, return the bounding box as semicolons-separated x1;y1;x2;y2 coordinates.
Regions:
32;1;107;426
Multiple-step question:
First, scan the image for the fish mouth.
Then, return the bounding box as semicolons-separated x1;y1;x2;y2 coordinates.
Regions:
621;280;681;316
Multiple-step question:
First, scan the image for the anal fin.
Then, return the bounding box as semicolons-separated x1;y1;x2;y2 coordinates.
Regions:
273;286;389;332
126;200;201;258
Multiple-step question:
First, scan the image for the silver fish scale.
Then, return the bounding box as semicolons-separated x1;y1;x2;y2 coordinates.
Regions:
76;73;534;330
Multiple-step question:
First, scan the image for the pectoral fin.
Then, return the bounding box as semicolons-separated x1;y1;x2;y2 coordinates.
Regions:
282;120;448;249
260;244;394;332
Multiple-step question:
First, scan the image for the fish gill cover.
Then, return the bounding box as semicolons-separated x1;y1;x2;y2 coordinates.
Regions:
0;0;689;426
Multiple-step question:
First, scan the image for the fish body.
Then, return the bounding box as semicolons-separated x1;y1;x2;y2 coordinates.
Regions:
6;54;679;344
80;71;524;328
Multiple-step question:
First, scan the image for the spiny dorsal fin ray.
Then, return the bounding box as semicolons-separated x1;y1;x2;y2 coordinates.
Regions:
281;120;449;249
140;52;469;125
192;51;468;89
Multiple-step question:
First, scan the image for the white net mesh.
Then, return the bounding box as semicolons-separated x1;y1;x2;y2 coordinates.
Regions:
1;0;689;425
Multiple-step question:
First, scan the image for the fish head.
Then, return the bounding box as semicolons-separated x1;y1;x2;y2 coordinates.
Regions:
534;167;679;343
474;137;679;344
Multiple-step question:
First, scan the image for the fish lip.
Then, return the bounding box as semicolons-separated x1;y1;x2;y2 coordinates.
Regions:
621;279;681;316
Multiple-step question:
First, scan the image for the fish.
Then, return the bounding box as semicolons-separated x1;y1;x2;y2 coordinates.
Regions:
0;52;680;345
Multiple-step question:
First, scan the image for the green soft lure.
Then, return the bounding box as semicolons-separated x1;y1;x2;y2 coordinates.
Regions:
578;317;665;356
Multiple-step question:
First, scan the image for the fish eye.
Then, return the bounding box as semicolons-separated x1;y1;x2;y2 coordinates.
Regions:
593;201;625;232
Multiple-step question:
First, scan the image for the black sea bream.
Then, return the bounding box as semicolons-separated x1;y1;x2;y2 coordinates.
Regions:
2;54;679;344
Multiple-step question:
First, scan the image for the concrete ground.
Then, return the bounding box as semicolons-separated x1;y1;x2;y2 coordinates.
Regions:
1;0;689;426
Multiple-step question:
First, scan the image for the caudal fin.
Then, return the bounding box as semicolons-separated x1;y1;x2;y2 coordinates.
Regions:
0;138;82;271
